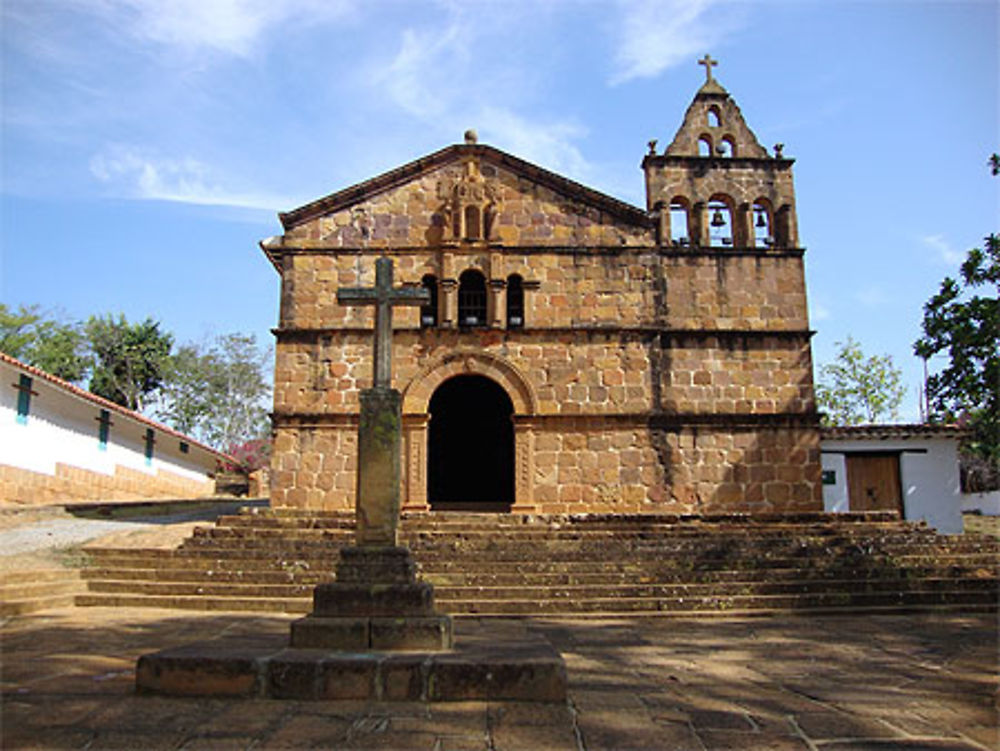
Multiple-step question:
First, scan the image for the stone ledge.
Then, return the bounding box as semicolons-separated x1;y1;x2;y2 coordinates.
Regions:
136;630;566;702
290;614;453;651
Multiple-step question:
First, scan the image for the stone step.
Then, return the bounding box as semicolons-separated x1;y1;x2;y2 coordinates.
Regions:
442;589;999;615
173;535;996;560
82;548;999;575
75;593;312;614
81;564;995;587
82;576;998;602
2;594;81;617
0;570;84;617
75;587;997;617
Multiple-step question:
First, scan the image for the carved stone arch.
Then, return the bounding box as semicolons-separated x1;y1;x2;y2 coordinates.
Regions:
401;350;538;512
402;350;537;415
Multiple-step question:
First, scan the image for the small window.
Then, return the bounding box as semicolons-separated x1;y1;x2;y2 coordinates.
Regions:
15;374;32;425
507;274;524;329
707;107;721;128
458;269;487;327
464;205;481;240
420;274;438;327
698;137;712;157
144;428;155;466
179;441;190;454
97;409;111;451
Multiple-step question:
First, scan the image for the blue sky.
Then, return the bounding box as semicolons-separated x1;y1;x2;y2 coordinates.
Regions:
2;0;997;421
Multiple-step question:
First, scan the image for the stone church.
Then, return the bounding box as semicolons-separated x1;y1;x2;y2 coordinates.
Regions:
262;58;822;515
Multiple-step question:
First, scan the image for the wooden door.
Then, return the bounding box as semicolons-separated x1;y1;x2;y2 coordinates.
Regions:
845;453;902;514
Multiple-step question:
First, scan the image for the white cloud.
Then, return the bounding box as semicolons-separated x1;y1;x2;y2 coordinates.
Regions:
611;0;745;85
921;233;965;266
368;11;594;182
86;0;355;57
90;145;301;210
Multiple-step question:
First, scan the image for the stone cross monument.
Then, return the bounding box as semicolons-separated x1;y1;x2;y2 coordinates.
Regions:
290;256;453;651
336;257;429;545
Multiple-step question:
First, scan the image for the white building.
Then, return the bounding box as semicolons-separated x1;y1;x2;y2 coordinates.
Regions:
821;424;967;534
0;352;230;505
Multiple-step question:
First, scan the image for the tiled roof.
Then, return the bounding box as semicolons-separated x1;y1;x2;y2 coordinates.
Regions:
821;423;967;441
1;351;236;462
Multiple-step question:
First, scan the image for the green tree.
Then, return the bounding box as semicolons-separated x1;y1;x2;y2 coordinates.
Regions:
86;314;173;411
914;233;999;462
815;336;907;426
0;303;89;381
154;332;272;450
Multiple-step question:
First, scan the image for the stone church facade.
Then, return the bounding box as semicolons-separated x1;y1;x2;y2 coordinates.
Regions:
263;62;823;515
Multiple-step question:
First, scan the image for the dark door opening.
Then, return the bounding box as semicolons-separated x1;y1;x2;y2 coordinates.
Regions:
428;375;514;511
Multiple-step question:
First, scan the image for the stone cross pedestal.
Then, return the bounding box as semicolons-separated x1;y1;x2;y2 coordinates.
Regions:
291;256;452;651
134;256;565;702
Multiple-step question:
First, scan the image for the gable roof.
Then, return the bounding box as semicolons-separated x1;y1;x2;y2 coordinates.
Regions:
278;142;651;231
0;351;235;463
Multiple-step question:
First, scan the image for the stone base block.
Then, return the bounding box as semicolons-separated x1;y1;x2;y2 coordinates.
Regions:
136;627;566;703
310;581;436;617
290;614;453;651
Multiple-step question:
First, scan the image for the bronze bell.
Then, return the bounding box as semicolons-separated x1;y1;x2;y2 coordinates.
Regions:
756;211;767;228
710;209;726;227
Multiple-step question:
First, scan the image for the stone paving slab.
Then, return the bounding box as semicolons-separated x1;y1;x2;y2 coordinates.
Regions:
2;608;996;750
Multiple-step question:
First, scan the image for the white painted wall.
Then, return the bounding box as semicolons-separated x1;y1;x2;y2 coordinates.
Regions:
0;357;221;487
962;491;1000;516
821;436;963;534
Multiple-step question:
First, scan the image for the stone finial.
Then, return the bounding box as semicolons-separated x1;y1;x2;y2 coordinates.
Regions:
464;129;478;145
648;139;658;155
774;143;785;158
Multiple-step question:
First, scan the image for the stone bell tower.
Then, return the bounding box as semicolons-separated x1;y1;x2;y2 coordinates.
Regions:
644;54;799;251
638;55;822;511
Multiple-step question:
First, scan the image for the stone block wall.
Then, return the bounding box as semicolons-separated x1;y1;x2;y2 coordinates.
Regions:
0;463;215;506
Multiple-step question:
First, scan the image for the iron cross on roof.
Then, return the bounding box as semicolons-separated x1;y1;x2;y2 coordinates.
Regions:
337;257;430;389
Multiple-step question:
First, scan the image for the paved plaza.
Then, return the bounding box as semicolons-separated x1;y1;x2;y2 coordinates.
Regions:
2;607;996;750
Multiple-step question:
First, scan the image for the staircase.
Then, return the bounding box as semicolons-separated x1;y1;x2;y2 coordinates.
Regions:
77;508;1000;617
1;568;85;617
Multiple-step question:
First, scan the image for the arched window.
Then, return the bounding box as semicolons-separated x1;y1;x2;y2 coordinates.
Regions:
698;136;712;157
669;199;690;245
708;197;733;247
464;205;481;240
507;274;524;328
716;136;735;158
458;269;487;327
752;200;772;248
707;107;721;128
420;274;438;327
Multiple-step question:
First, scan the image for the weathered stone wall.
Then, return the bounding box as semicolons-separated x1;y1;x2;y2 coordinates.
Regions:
271;419;821;515
281;161;649;250
277;249;809;332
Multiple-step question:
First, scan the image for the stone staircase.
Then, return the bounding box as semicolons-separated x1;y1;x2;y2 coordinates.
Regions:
1;569;85;617
77;509;1000;617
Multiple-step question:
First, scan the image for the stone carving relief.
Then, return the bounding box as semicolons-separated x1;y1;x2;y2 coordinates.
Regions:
437;156;501;242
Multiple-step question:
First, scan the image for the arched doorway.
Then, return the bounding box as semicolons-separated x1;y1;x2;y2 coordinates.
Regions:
428;375;514;511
